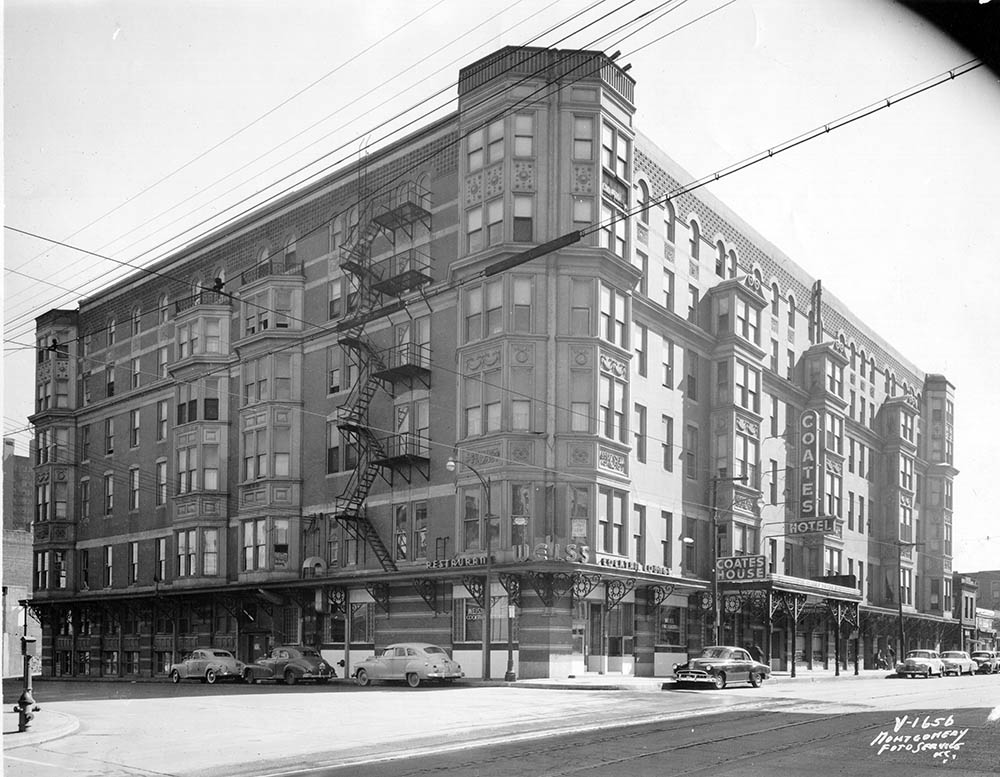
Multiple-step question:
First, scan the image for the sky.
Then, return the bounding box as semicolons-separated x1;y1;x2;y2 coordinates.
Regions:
4;0;999;572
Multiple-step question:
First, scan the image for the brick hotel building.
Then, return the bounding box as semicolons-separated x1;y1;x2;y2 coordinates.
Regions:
28;46;960;680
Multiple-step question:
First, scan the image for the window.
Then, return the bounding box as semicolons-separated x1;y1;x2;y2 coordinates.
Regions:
327;422;342;474
514;114;533;156
769;460;779;505
633;504;646;564
511;368;532;431
599;202;627;258
158;346;169;378
900;412;915;442
80;479;90;519
107;318;116;345
684;424;698;478
662;337;674;387
664;201;676;244
633;250;648;296
35;483;50;522
158;294;169;324
597;486;627;554
243;357;270;404
601;122;629;179
736;298;759;344
661;511;673;567
944;523;953;556
715;241;726;277
202;529;218;576
689;219;701;260
513;276;532;332
413;501;429;559
685;350;698;401
825;471;842;518
130;408;140;447
242;518;268;571
633;404;647;462
735;432;759;485
155;461;167;506
634;323;647;376
687;284;699;323
128;542;139;585
177;383;198;424
661;415;674;471
155;538;168;582
770;339;779;372
394;504;409;561
512;195;533;242
570;371;591;433
735;360;760;412
573;116;594;160
825;412;843;454
130;357;141;389
663;268;674;311
900;455;914;491
826;360;844;397
156;400;168;440
177;529;196;577
328;277;344;320
105;418;114;455
243;428;268;480
464;280;502;342
462;485;499;552
464;370;500;437
599;375;627;443
572;196;592;227
104;546;113;587
106;364;116;397
599;283;627;346
129;467;140;511
177;447;198;493
787;295;796;329
571;278;591;334
786;349;795;381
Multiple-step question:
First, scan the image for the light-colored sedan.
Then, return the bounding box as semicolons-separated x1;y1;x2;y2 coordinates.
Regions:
169;648;244;684
940;650;977;676
354;643;464;688
896;649;944;678
971;650;1000;674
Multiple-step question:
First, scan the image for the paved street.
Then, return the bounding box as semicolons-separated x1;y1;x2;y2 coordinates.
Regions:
3;673;999;776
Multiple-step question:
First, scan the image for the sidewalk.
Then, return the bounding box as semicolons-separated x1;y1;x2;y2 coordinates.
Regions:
2;666;890;751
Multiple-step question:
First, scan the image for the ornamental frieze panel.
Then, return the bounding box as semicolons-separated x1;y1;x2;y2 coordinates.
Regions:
465;172;483;205
572;165;594;194
484;163;504;199
733;494;757;514
512;162;534;192
569;444;593;467
825;459;843;476
176;430;198;447
597;446;627;475
467;447;502;469
900;493;913;509
571;347;591;367
37;361;52;382
637;224;648;245
511;342;534;365
598;352;627;378
509;443;531;464
664;242;675;263
465;348;502;373
54;359;70;379
36;470;50;484
735;415;760;437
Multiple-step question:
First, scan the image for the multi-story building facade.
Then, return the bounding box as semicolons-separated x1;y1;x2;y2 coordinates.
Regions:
28;46;961;680
4;437;40;677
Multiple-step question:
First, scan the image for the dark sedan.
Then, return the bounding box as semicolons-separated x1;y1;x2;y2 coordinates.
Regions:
242;645;336;685
673;646;771;689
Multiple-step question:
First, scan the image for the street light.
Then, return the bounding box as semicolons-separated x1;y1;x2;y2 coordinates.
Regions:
446;456;500;681
711;472;748;646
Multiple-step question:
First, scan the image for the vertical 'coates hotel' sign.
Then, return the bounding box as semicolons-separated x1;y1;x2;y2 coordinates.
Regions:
800;410;820;519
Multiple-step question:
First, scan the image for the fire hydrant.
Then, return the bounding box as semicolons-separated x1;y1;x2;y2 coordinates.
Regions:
12;636;40;732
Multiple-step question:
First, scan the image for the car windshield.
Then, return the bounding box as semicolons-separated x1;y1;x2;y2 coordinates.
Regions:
700;648;732;659
211;651;232;658
907;651;933;659
298;648;320;656
941;652;965;659
972;652;990;658
424;646;448;655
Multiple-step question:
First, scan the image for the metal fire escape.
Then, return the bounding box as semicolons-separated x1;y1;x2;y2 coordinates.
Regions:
332;178;434;572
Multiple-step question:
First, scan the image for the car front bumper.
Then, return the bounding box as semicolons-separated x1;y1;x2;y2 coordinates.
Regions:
673;671;717;684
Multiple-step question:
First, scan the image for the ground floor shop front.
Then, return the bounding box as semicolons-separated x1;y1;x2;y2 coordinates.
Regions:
26;566;962;681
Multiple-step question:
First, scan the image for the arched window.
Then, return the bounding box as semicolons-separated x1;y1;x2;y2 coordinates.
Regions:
787;294;796;329
664;200;676;244
850;343;857;371
131;307;142;337
753;267;761;286
729;250;738;279
869;358;876;382
416;172;432;210
770;283;780;316
107;318;116;345
284;236;297;266
330;213;344;252
258;248;269;266
158;294;169;324
689;218;700;260
715;241;726;277
639;181;651;225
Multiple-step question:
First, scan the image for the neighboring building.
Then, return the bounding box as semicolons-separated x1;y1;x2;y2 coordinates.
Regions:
975;607;998;652
965;569;1000;611
28;46;960;680
954;574;978;652
3;437;40;676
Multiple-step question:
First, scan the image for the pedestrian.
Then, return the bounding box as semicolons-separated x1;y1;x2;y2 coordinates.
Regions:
888;646;896;666
750;643;764;663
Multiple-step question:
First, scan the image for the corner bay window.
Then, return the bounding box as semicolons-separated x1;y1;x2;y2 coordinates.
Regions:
242;518;289;571
597;486;627;555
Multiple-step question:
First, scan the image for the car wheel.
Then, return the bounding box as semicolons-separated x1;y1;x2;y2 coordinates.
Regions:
284;670;297;686
356;669;371;687
205;669;217;685
170;670;181;684
406;672;421;688
243;670;255;684
712;673;726;690
749;671;763;688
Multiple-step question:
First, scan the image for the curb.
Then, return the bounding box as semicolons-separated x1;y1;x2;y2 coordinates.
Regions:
2;710;80;749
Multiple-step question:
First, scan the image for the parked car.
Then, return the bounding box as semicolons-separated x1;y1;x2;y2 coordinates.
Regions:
896;649;944;678
169;648;244;684
940;650;977;676
242;645;336;685
672;646;771;689
971;650;1000;674
354;643;464;688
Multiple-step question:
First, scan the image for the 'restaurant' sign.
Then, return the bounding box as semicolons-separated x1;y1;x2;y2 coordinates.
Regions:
800;409;820;519
716;555;767;582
